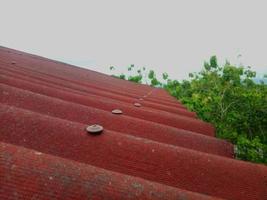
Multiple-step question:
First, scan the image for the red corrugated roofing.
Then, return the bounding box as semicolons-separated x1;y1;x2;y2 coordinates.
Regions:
0;46;267;200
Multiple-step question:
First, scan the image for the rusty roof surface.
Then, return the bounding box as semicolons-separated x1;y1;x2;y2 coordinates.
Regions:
0;46;267;200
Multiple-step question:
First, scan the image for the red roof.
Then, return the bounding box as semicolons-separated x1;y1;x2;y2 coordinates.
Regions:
0;46;266;200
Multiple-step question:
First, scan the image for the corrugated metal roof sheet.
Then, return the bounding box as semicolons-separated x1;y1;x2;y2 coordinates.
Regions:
0;46;266;200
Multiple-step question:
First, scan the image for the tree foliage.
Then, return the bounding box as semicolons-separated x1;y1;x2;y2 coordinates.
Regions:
110;65;162;86
165;56;267;163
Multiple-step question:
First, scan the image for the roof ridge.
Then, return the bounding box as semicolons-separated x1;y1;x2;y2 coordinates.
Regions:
0;82;215;136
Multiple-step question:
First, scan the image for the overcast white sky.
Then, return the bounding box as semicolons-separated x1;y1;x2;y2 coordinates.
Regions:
0;0;266;80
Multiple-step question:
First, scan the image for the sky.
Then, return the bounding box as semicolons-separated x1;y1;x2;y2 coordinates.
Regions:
0;0;267;80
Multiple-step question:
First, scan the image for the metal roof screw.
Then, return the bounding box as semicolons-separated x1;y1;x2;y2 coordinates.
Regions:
86;124;103;135
11;61;16;64
112;109;123;114
139;98;144;101
134;103;141;107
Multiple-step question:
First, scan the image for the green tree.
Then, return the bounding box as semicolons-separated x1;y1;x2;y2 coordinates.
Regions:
165;56;267;163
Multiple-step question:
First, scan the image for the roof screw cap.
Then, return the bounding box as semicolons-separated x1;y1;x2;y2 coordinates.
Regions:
86;124;103;135
134;103;141;107
139;98;144;101
11;61;16;64
112;109;123;114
